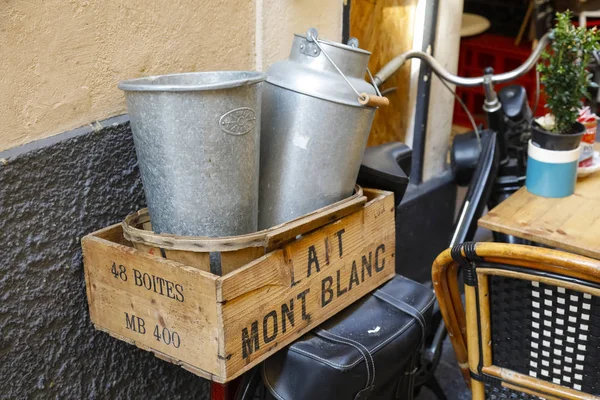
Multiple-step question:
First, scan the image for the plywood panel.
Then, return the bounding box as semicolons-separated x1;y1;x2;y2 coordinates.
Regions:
350;0;418;146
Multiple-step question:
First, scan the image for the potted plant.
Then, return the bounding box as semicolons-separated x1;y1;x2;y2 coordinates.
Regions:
527;11;600;198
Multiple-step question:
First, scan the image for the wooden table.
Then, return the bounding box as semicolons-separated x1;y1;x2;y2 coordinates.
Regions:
479;147;600;259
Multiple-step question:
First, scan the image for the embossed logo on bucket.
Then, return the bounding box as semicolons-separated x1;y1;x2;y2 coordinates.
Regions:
219;107;256;136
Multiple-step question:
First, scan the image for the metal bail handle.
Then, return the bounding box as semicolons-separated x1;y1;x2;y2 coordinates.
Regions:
305;28;389;108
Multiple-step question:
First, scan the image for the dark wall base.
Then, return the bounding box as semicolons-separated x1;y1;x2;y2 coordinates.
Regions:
394;171;457;283
0;116;209;399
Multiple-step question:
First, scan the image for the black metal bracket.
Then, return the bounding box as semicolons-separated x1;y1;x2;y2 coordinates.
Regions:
451;242;481;286
469;370;497;386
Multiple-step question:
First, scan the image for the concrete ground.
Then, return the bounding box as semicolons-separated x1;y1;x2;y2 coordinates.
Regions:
415;336;471;400
414;185;492;400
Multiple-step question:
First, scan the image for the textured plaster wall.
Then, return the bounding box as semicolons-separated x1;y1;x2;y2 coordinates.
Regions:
259;0;343;70
0;0;343;152
0;117;211;398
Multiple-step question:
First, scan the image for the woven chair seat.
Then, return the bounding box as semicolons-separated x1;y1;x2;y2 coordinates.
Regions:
486;385;541;399
490;276;600;395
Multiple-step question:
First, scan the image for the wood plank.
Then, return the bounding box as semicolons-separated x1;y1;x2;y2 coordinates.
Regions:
132;242;212;274
362;187;391;202
132;242;163;258
350;0;417;146
218;192;396;380
83;234;223;377
220;247;266;276
93;223;127;245
479;146;600;259
164;249;211;273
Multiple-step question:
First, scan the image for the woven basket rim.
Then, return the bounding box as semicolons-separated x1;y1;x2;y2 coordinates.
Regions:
122;185;364;252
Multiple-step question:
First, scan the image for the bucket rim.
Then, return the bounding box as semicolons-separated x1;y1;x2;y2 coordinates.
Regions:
118;71;267;92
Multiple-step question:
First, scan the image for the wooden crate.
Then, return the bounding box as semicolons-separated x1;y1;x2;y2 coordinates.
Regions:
82;189;396;383
121;186;367;276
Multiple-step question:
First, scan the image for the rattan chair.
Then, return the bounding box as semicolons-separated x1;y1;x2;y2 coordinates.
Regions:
432;242;600;400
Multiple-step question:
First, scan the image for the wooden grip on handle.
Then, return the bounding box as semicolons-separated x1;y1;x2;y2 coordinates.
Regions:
358;93;390;108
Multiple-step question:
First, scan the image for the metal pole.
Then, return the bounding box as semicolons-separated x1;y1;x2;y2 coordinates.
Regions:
342;0;351;44
411;0;439;185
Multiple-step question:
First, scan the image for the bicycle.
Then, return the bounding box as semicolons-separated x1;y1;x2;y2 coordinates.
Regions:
219;33;553;400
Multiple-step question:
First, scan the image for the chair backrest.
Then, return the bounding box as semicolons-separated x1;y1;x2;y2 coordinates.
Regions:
432;242;600;400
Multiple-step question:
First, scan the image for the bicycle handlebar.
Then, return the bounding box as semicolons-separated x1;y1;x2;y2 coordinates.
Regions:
373;32;551;88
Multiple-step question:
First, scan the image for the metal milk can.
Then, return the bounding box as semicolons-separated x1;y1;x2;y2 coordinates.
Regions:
259;28;387;229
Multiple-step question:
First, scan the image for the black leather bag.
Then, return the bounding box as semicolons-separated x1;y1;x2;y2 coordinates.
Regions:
262;275;435;400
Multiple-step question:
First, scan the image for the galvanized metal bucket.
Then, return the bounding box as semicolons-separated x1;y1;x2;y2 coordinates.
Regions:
258;29;384;229
119;71;266;237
